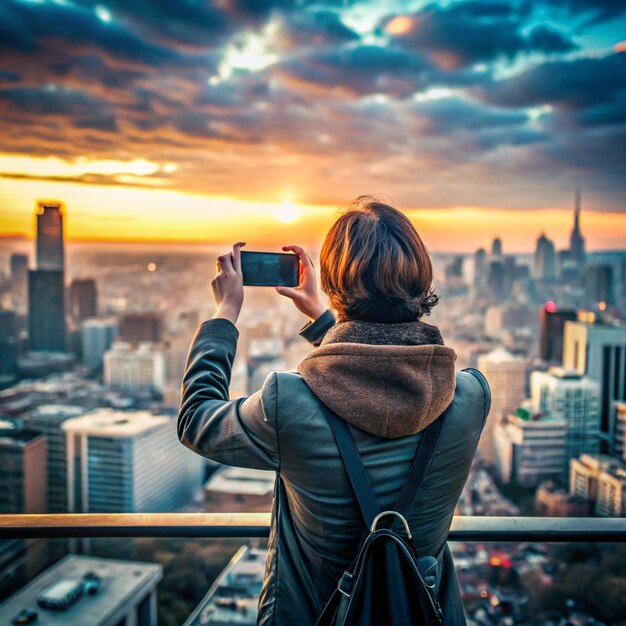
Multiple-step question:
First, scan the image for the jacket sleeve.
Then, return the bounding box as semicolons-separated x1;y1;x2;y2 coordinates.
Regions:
177;318;280;471
298;308;336;346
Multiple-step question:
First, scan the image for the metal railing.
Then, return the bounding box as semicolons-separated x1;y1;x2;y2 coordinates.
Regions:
1;514;625;541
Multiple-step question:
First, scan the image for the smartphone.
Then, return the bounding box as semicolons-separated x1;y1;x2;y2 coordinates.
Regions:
240;251;299;287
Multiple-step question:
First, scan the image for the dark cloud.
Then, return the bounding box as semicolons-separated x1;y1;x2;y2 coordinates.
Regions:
383;2;577;69
541;0;626;25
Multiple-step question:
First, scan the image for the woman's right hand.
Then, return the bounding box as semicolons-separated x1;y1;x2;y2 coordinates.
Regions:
275;245;326;321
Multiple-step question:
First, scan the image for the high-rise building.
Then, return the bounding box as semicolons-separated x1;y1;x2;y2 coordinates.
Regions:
584;265;615;308
491;237;503;257
596;463;626;517
28;200;67;353
0;310;18;383
563;321;626;452
494;406;566;487
474;247;487;290
22;404;85;513
484;302;534;337
35;201;64;271
534;233;556;281
530;367;600;478
82;318;118;369
28;269;66;352
69;278;97;322
615;401;626;461
569;184;586;269
476;348;528;465
487;259;505;299
539;304;577;364
119;312;163;343
103;342;166;392
9;253;28;310
62;409;203;513
0;555;162;626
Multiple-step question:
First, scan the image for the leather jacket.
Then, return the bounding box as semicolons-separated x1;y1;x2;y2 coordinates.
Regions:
178;310;491;625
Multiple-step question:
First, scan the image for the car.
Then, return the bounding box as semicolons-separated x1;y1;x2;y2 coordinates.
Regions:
11;608;38;624
82;571;101;596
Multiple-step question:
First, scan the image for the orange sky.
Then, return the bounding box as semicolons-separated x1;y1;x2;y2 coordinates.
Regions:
2;175;625;252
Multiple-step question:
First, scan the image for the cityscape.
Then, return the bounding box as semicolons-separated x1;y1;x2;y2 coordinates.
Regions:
0;191;625;625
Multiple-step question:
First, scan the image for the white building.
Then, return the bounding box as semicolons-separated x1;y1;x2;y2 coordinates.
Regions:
104;342;166;392
81;318;117;369
476;348;528;465
530;367;601;477
62;409;203;513
494;405;566;487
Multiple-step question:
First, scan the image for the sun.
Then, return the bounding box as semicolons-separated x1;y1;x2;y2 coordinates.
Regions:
276;200;300;224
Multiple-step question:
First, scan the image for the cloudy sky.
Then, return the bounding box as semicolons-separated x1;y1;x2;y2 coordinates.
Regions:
0;0;625;249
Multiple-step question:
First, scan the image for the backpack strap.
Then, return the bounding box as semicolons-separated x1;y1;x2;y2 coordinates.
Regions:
321;404;381;528
391;409;447;524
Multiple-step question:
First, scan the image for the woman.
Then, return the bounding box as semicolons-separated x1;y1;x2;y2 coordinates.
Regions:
178;196;491;625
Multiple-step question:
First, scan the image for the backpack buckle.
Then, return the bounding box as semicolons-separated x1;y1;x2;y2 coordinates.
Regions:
337;571;354;598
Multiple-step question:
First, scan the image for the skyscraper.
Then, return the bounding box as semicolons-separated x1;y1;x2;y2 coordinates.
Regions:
35;201;64;271
534;233;556;281
28;200;67;352
539;304;577;364
82;318;118;369
563;321;626;452
69;278;97;322
491;237;503;257
584;265;616;308
9;254;28;310
569;185;586;268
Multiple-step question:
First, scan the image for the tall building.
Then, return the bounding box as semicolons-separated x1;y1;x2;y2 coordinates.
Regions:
539;304;577;364
22;404;85;513
104;342;166;392
28;269;66;352
28;200;67;353
62;409;203;513
494;406;566;487
0;310;18;383
9;253;28;310
35;201;64;271
82;318;118;369
0;555;162;626
615;401;626;461
119;312;163;343
486;259;505;300
584;265;615;308
491;237;503;257
474;247;487;290
476;348;527;465
563;321;626;452
569;184;586;268
69;278;97;322
534;233;556;281
531;368;600;478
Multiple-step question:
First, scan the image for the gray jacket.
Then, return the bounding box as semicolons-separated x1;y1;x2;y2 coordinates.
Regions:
178;310;491;625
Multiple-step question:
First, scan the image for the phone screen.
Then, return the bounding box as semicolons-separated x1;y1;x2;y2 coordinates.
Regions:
240;251;299;287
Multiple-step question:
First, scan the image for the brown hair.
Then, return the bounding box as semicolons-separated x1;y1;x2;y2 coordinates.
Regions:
320;196;438;323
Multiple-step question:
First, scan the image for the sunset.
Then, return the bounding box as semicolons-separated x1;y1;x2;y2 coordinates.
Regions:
1;2;626;626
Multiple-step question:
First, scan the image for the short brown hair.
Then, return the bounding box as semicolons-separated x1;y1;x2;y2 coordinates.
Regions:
320;196;438;323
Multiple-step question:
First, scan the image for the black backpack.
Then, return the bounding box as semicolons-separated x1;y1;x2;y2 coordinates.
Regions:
315;402;448;626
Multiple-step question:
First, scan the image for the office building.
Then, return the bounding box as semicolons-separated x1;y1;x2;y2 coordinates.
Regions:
474;247;486;290
569;453;621;506
615;401;626;461
494;406;566;487
563;321;626;451
69;278;97;322
184;546;266;626
9;253;28;310
119;312;163;343
0;555;162;626
486;259;505;299
477;348;527;465
584;264;615;308
0;421;47;514
491;237;503;257
81;319;117;369
204;467;275;512
35;201;64;272
22;405;85;513
530;368;600;477
534;233;556;281
539;305;577;364
596;463;626;517
535;480;590;517
484;302;534;337
103;342;166;392
62;409;203;513
28;270;66;352
0;310;18;383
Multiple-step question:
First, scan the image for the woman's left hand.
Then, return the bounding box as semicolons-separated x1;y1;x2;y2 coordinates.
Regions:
212;242;246;324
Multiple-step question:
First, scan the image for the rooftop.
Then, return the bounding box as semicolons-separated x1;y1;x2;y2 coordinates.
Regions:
61;408;170;437
0;554;162;626
0;421;45;447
